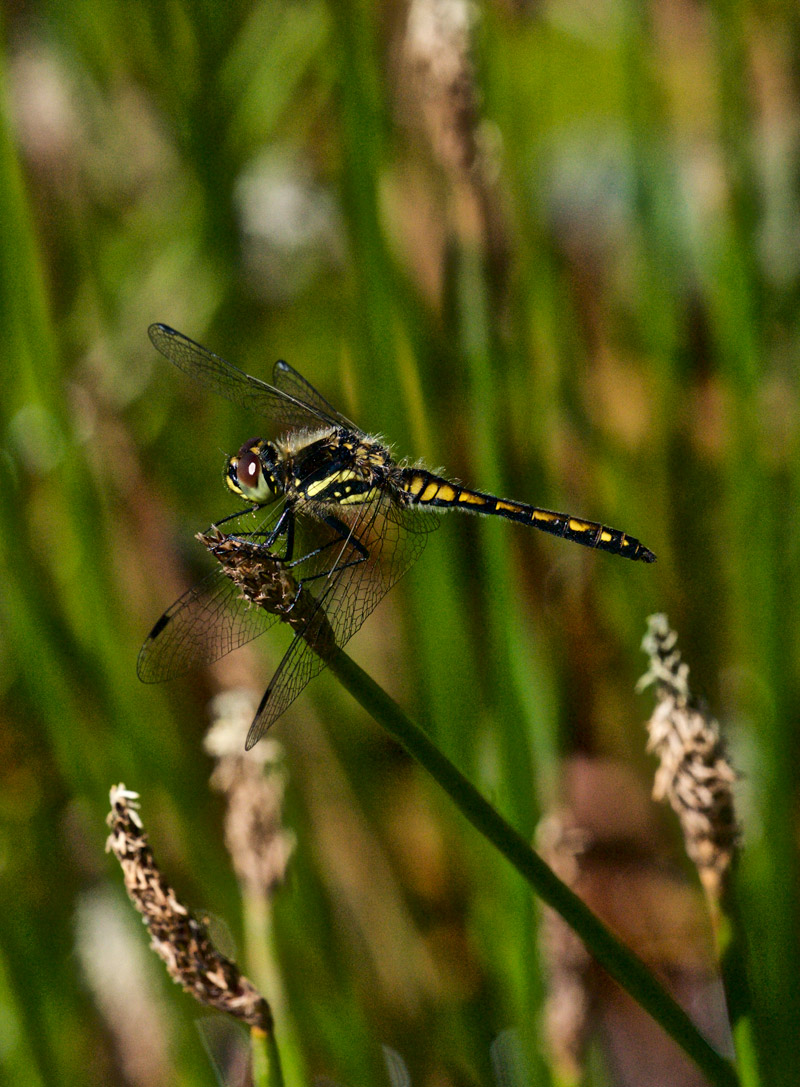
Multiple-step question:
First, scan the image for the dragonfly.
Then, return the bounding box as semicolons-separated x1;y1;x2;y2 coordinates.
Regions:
138;324;655;748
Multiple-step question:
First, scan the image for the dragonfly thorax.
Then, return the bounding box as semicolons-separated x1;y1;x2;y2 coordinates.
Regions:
225;438;284;505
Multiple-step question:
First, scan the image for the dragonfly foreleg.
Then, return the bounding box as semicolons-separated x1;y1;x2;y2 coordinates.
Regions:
212;506;259;531
223;506;296;561
287;514;370;599
265;506;295;561
285;513;369;568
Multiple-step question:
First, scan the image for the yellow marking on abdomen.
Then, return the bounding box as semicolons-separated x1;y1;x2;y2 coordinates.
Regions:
495;500;521;513
532;509;558;523
569;519;591;534
599;530;613;543
434;483;457;503
421;482;440;502
458;491;486;506
406;475;427;496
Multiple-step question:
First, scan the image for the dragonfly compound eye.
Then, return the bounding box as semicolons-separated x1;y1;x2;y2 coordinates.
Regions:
238;451;262;490
224;440;280;503
235;449;277;504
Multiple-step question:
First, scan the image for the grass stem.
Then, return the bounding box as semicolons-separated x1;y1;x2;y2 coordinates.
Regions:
327;649;739;1087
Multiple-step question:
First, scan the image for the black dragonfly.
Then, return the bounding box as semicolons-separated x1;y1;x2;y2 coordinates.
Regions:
138;325;655;747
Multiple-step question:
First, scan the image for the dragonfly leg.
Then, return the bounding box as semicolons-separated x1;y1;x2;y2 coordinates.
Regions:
268;507;294;561
222;506;296;561
293;553;366;589
324;513;369;560
287;514;370;603
285;513;369;571
212;506;258;531
211;502;297;559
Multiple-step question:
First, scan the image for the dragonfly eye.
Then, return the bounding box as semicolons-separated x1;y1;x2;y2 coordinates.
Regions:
225;440;280;503
238;451;262;490
227;445;280;504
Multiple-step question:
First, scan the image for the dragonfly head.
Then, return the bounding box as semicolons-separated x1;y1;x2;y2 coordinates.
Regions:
225;439;283;505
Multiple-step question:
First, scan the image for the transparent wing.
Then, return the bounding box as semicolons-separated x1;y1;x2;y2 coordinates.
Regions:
271;359;358;431
137;506;287;682
148;324;337;435
245;497;438;748
137;564;282;682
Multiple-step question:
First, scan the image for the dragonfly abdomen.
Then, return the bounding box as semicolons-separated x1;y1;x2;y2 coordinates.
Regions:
400;469;655;563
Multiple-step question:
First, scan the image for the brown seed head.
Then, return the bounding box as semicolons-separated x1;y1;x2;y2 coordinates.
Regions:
638;615;740;898
106;785;273;1031
205;692;296;898
198;528;337;659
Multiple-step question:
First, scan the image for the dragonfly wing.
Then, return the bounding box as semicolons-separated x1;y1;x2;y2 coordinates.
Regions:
148;324;330;435
270;359;358;431
384;496;440;533
137;564;282;683
245;495;432;747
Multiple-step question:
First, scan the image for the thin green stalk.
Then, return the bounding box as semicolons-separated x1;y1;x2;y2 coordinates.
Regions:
240;891;285;1087
713;887;761;1087
242;890;303;1087
326;649;739;1087
705;7;795;1083
251;1026;285;1087
243;892;281;1022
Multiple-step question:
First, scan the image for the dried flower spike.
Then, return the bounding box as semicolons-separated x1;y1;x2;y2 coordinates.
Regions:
198;527;338;659
536;813;594;1080
403;0;481;179
205;690;296;898
638;615;739;899
401;0;509;267
106;785;273;1031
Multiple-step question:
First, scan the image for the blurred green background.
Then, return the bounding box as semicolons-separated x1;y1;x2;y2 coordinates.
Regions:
1;1;798;1084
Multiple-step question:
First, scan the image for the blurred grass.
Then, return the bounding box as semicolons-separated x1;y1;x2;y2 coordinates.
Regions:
1;1;799;1085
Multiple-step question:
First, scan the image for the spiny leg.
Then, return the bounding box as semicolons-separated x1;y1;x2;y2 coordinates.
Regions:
221;505;296;561
288;514;370;586
212;506;262;532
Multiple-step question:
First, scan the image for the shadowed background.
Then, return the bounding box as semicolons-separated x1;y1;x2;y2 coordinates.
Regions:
0;2;798;1085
